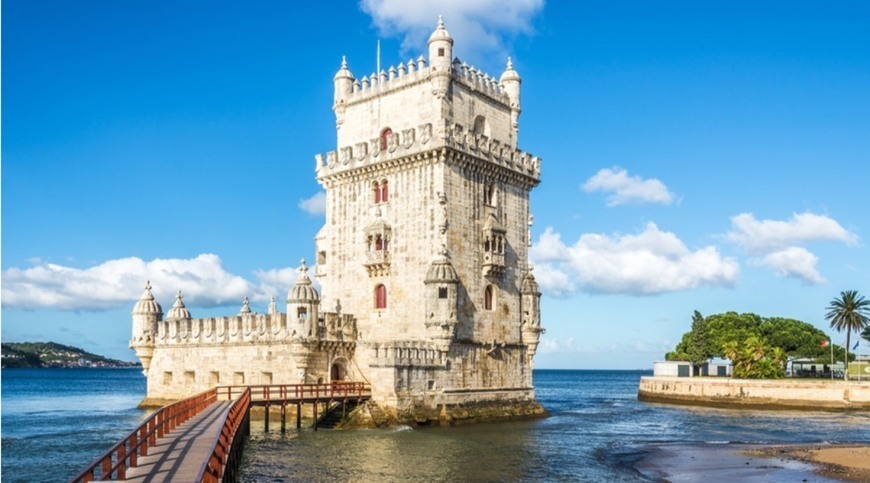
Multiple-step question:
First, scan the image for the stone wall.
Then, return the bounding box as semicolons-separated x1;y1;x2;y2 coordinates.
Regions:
638;376;870;410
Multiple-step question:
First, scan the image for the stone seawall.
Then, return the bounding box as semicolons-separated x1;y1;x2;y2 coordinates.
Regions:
638;376;870;411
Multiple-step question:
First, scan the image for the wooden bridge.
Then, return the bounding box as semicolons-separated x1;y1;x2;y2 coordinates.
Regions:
69;382;370;482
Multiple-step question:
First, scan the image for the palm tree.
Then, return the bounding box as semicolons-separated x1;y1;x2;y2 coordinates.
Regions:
825;290;870;381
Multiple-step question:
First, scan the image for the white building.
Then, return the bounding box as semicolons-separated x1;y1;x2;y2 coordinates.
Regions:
130;19;545;424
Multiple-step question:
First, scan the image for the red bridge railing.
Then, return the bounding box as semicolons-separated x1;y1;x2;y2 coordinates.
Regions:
217;382;370;403
69;388;218;482
197;387;251;483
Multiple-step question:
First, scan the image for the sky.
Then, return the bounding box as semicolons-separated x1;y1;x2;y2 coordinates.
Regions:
3;1;870;368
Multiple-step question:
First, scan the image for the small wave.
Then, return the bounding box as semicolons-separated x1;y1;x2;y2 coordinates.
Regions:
705;440;731;445
391;425;413;432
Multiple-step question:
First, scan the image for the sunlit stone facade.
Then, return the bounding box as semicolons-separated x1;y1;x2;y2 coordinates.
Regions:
131;19;545;422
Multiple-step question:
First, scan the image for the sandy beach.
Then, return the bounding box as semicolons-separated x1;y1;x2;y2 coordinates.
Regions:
749;445;870;481
634;443;870;482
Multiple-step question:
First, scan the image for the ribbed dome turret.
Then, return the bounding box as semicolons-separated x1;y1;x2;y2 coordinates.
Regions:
166;290;191;320
132;281;163;315
521;270;540;295
428;16;454;46
500;57;521;83
287;259;320;303
425;247;459;283
334;56;354;81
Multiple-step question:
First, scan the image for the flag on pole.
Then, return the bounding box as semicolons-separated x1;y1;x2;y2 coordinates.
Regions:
820;340;829;347
854;340;860;351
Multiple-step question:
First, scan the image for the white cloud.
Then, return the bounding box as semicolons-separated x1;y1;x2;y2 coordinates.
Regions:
298;192;326;215
756;247;825;285
581;167;676;206
726;212;857;254
725;212;857;283
2;255;303;311
360;0;544;60
530;224;739;296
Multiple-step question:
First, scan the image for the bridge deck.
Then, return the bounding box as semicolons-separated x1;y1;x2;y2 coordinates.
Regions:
123;401;231;482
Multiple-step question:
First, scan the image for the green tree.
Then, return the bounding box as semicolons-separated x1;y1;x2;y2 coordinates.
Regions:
686;310;712;365
862;325;870;345
825;290;870;381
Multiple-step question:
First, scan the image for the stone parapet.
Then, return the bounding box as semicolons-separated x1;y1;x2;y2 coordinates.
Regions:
638;376;870;410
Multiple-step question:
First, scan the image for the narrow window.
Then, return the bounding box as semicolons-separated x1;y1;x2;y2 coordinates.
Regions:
375;236;383;251
484;238;491;252
383;238;389;252
317;251;327;265
438;48;445;57
184;371;195;384
380;128;393;150
297;307;308;320
373;181;381;203
484;285;494;311
163;371;173;385
375;284;387;309
210;371;220;385
380;180;389;202
438;287;448;299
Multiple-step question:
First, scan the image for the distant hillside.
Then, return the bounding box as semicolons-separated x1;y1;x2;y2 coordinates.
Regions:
1;342;140;369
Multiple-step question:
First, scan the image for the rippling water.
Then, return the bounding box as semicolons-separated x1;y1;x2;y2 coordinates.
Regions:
239;370;870;481
3;369;869;482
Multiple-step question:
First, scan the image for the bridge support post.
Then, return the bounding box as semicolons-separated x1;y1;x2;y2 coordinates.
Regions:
296;402;301;428
281;403;286;433
265;403;270;433
313;401;318;431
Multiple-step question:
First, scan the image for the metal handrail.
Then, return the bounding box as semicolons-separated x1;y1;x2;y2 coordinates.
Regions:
69;388;218;482
197;387;251;483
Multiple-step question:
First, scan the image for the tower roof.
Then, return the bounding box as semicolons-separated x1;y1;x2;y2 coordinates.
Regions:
132;280;163;315
499;57;521;83
287;259;320;303
166;290;192;320
521;269;541;295
334;56;354;81
425;246;459;283
239;296;252;315
428;16;453;45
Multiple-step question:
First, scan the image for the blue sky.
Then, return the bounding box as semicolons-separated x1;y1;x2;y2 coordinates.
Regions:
3;1;869;368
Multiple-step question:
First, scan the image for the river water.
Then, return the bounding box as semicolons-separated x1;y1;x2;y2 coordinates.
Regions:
2;368;869;482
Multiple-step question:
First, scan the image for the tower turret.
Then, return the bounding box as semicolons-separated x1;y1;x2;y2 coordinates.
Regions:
130;280;163;374
499;57;522;139
428;16;454;73
286;259;320;339
520;269;544;358
333;56;354;128
424;246;460;351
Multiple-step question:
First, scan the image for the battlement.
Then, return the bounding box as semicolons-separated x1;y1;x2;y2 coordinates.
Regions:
153;311;356;347
315;120;540;182
338;57;511;109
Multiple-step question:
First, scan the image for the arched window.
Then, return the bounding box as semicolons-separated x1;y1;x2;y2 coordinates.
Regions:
484;285;494;311
484;238;491;252
380;128;393;151
375;235;383;251
373;181;381;204
375;284;387;309
380;180;389;203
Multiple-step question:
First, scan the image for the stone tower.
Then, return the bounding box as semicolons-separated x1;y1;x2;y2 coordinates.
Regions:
130;19;544;423
314;18;544;418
